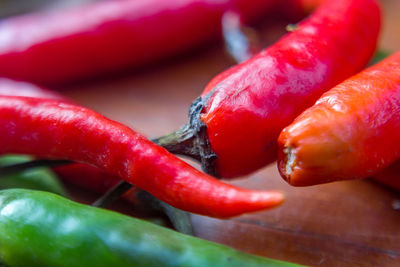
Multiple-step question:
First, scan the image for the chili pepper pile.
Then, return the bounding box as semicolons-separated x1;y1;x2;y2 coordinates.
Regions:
2;0;400;265
156;0;380;178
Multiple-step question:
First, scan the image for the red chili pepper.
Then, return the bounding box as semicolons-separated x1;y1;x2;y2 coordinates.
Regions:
158;0;380;179
0;0;301;85
277;51;400;186
0;94;283;217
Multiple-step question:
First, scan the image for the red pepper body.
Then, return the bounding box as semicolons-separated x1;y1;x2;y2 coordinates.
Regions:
0;95;283;217
0;0;296;85
199;0;380;178
373;160;400;191
278;51;400;186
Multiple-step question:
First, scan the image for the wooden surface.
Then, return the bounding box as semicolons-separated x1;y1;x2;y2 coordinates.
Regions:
55;1;400;266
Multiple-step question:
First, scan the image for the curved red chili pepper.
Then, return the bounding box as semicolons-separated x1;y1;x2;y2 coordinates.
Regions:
159;0;380;179
0;0;300;85
0;95;283;217
278;51;400;186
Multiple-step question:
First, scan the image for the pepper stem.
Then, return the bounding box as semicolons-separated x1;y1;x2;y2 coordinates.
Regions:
135;190;193;235
92;181;193;235
153;97;218;177
153;124;201;161
222;11;260;63
92;180;133;208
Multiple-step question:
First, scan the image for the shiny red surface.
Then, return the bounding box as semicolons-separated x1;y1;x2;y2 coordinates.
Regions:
200;0;380;178
0;95;283;217
278;51;400;186
0;0;287;85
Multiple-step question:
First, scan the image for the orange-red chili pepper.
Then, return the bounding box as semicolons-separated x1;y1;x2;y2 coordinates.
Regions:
278;51;400;186
158;0;381;179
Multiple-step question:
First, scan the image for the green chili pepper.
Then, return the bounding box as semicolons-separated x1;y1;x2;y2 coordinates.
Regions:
0;189;302;267
0;155;67;196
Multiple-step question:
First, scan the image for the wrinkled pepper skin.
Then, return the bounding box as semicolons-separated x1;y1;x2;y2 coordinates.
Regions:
198;0;380;178
0;189;300;267
0;0;296;85
0;95;283;217
278;51;400;186
0;155;67;196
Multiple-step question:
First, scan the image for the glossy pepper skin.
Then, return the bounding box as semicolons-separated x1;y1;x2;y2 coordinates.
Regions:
196;0;380;178
278;51;400;186
0;189;300;267
0;95;283;218
0;0;298;85
0;155;67;196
